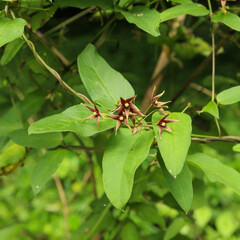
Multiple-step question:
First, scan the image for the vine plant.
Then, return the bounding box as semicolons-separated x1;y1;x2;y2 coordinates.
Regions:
1;0;240;239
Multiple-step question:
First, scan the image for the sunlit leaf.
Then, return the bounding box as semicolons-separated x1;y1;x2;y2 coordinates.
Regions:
215;212;237;238
77;44;135;109
120;6;161;37
28;104;115;137
202;101;219;119
217;85;240;105
212;11;240;32
187;153;240;196
163;217;185;240
0;18;27;47
10;129;63;149
233;144;240;152
102;129;154;209
152;112;192;176
158;155;193;213
31;149;66;195
0;141;25;168
1;38;24;65
159;3;209;23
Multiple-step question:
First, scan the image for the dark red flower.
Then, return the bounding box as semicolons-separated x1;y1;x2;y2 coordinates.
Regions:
151;87;171;108
82;103;104;130
114;96;144;124
107;113;132;134
157;114;179;139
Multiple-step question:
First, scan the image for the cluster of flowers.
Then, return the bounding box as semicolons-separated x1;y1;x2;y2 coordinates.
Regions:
82;88;178;139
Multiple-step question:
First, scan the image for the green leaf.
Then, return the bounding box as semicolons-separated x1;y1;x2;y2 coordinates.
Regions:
9;129;63;149
158;155;193;213
55;0;113;10
134;203;165;227
102;129;154;209
212;11;240;32
0;18;27;47
31;149;66;195
202;101;219;119
215;211;237;238
233;144;240;152
163;217;185;240
0;225;23;240
30;5;57;30
170;0;192;3
217;85;240;105
194;206;212;228
120;6;161;37
159;3;209;23
152;112;192;176
77;44;135;109
28;104;115;137
187;153;240;196
0;141;25;168
1;38;24;65
120;222;141;240
0;91;45;137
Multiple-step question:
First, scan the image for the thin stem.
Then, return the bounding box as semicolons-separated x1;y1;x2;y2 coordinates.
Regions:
54;174;70;240
211;30;215;101
11;6;49;11
191;133;219;138
192;138;240;143
207;0;213;15
62;145;105;151
44;6;96;36
207;0;215;101
83;203;111;240
181;103;191;113
141;109;159;122
22;33;92;103
144;103;153;115
215;118;222;137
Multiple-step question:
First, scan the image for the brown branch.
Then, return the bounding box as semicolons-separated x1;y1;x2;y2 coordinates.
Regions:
141;16;186;112
54;174;70;240
189;82;214;97
141;45;170;112
61;145;105;151
170;30;234;105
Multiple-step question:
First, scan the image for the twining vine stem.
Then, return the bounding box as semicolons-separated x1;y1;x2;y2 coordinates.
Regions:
10;9;92;105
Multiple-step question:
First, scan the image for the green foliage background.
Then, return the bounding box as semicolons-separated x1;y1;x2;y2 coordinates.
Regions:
0;0;240;239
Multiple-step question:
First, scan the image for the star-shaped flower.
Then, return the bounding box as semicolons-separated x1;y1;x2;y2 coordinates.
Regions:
107;113;133;134
157;114;179;139
113;96;144;125
82;103;104;130
151;86;171;108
